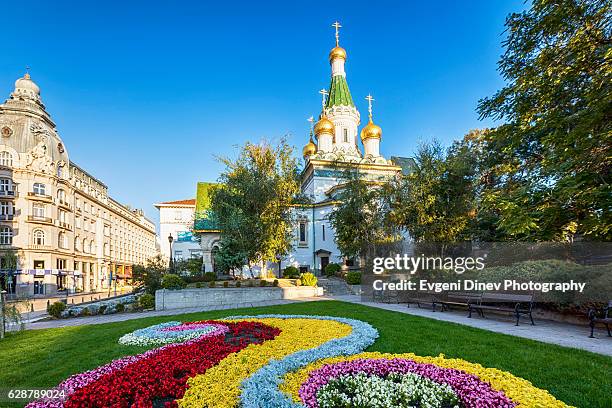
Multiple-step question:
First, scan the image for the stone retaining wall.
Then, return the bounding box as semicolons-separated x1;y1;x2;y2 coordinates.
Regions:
155;286;324;310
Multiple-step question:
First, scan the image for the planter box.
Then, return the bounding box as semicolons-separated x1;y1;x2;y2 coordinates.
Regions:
155;286;323;311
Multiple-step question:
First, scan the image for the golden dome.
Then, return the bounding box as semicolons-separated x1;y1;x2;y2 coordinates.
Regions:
302;138;317;157
360;119;382;141
329;46;347;62
314;115;334;136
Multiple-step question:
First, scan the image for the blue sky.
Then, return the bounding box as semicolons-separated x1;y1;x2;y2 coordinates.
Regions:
0;0;522;229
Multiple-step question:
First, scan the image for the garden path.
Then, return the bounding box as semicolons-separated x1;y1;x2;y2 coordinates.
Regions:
332;295;612;357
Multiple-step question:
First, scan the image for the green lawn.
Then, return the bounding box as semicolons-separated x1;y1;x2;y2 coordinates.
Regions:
0;301;610;407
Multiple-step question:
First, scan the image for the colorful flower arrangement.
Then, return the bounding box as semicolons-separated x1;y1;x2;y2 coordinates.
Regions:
117;321;229;346
27;315;571;408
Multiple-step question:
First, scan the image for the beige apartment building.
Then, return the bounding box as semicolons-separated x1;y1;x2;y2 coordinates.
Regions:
0;73;157;297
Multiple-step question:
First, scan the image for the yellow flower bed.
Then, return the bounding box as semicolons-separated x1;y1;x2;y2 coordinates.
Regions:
177;318;352;408
281;352;572;408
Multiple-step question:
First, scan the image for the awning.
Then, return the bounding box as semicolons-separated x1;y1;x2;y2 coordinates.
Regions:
315;249;332;255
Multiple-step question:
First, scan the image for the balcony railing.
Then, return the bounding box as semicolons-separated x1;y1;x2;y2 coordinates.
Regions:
27;215;53;224
57;199;73;210
56;220;72;230
27;192;53;201
29;244;52;250
0;189;17;197
0;214;14;221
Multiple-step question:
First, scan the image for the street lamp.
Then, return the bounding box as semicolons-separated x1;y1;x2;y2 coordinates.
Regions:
168;234;174;273
276;254;282;279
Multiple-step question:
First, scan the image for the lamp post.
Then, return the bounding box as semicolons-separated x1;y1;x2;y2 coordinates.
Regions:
168;234;174;273
276;254;282;279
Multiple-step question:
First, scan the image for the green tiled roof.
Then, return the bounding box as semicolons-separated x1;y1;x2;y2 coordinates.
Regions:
326;75;355;108
194;182;220;231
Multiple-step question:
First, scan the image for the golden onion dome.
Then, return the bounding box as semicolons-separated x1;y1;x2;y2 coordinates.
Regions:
360;119;382;142
314;115;334;136
329;46;347;62
302;137;317;157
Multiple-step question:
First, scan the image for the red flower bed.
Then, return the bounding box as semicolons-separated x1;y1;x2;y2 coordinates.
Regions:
64;321;280;408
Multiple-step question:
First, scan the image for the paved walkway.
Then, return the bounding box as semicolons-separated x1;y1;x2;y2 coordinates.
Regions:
333;295;612;357
13;297;328;331
11;295;611;357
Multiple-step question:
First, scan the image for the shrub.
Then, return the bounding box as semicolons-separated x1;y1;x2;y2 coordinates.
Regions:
283;266;299;278
203;272;217;282
209;281;216;288
161;274;186;290
116;303;125;313
99;305;107;314
195;282;202;288
260;279;267;287
324;263;342;277
346;271;362;285
47;301;66;319
300;272;318;287
236;281;242;288
273;279;279;287
247;280;254;287
223;281;229;288
138;293;155;309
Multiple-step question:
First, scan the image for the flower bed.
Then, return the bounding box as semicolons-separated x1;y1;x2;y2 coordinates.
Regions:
27;315;571;408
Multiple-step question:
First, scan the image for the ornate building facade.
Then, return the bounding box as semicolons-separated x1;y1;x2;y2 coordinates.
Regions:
0;73;158;297
155;198;202;265
194;23;412;276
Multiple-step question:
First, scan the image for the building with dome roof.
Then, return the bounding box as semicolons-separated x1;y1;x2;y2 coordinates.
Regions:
195;23;414;276
0;73;158;297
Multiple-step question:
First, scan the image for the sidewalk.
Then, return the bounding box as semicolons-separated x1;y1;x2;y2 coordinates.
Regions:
13;297;329;331
332;295;612;357
8;290;133;313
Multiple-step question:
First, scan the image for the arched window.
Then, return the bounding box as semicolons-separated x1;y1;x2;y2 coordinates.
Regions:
0;151;12;167
0;226;13;245
74;236;80;251
57;164;64;178
57;189;65;202
33;229;45;246
104;243;109;256
343;128;348;143
33;183;46;195
33;203;46;218
90;240;96;254
58;231;68;249
83;238;88;253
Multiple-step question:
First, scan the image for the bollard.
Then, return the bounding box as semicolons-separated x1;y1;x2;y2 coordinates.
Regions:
31;303;34;312
71;298;74;304
47;299;50;309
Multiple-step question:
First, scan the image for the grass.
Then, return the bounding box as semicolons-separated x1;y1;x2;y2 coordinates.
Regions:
0;300;610;407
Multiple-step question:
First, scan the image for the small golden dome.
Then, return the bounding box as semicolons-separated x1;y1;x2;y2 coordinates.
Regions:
302;138;317;157
314;115;334;136
329;46;347;62
360;120;382;141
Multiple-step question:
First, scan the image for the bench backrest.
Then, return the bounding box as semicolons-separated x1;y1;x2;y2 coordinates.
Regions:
481;292;534;303
446;291;481;301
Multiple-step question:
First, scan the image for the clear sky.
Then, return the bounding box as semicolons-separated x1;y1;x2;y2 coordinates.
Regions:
0;0;523;230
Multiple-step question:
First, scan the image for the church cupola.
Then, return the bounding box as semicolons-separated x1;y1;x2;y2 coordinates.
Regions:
302;134;317;159
11;71;43;106
360;94;382;157
324;22;361;160
314;89;334;153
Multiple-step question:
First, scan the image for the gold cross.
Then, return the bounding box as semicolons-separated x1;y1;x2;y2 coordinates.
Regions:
332;21;342;46
307;116;314;133
319;89;328;110
365;93;375;120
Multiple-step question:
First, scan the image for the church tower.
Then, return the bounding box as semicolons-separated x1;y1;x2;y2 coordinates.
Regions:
313;22;362;160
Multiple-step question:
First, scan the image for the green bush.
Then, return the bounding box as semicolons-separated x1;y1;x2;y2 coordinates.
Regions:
273;279;279;287
138;293;155;309
209;281;216;288
116;303;125;313
300;272;318;287
99;305;107;314
47;301;66;319
346;271;362;285
161;274;186;290
195;282;202;288
223;281;229;288
235;281;242;288
247;280;254;287
324;263;342;277
260;279;267;287
283;266;299;278
203;272;217;282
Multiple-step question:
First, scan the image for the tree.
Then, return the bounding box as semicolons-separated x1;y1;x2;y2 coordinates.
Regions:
132;254;167;295
477;0;611;240
390;140;478;243
210;138;303;276
328;168;400;260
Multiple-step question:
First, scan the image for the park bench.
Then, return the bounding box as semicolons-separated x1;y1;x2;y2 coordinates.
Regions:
432;291;481;312
469;292;535;326
588;300;611;338
405;291;438;309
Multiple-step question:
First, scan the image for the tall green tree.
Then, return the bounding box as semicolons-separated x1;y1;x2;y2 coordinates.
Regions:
210;138;303;275
390;140;478;243
328;169;400;260
477;0;611;240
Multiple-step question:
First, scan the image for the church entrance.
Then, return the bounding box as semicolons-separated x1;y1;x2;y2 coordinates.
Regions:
320;256;329;272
